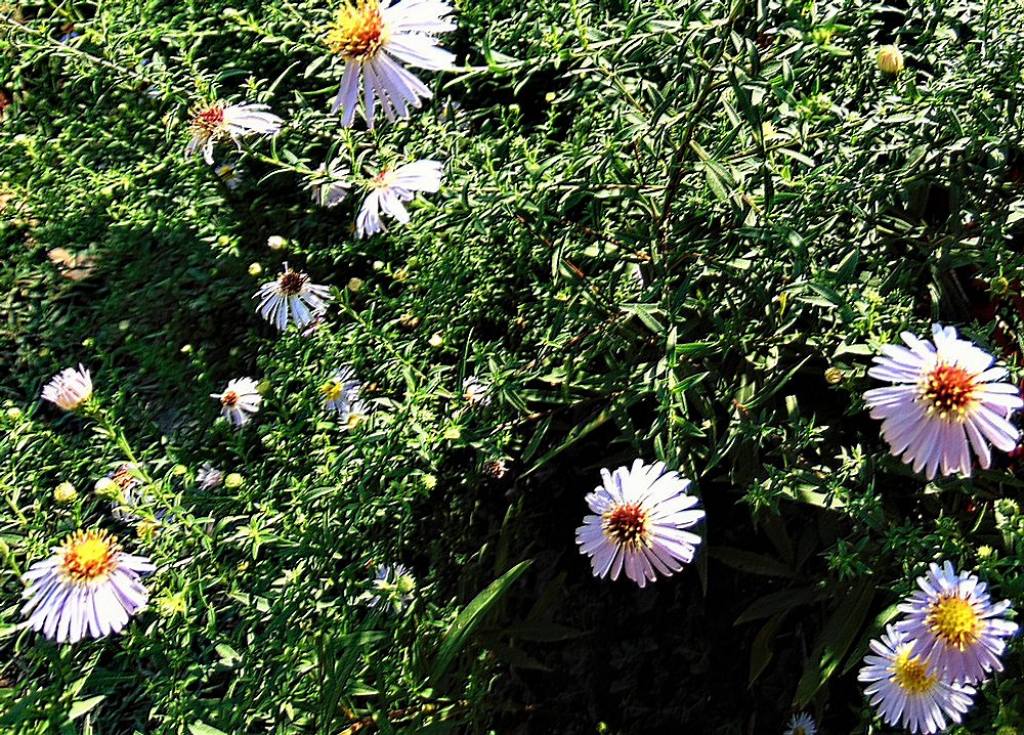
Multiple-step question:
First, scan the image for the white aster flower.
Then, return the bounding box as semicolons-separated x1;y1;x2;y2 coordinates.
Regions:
859;624;975;734
575;459;705;588
320;367;367;428
356;159;443;237
185;101;284;165
41;364;93;411
324;0;456;128
196;464;224;490
462;375;490;406
254;264;333;331
898;560;1018;684
308;158;352;208
364;563;416;613
21;529;155;643
783;713;817;735
863;323;1023;479
211;377;262;427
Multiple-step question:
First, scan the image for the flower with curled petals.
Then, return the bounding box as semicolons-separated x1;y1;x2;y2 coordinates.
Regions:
41;364;93;411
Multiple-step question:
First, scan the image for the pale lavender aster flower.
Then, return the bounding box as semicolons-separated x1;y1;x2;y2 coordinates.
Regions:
211;377;262;427
21;529;155;643
863;323;1023;479
320;367;367;428
898;561;1018;684
196;464;224;490
783;713;817;735
859;624;975;734
462;376;490;406
365;563;416;613
324;0;456;128
308;158;352;208
185;102;283;165
356;160;443;237
575;459;704;588
254;264;333;331
41;364;93;411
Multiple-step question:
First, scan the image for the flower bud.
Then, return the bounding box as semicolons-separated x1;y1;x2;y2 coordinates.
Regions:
876;45;904;74
824;367;844;385
94;477;120;499
5;407;21;420
267;235;287;251
428;333;443;348
53;481;77;503
347;277;364;293
248;262;263;276
224;472;244;489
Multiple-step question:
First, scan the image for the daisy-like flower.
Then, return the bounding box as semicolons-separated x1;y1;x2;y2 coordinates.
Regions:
462;376;490;406
575;459;705;588
195;464;224;490
863;323;1023;479
308;158;352;208
211;377;262;427
898;561;1018;684
185;102;283;165
364;563;416;613
324;0;456;128
21;529;155;643
254;264;333;331
356;159;443;237
859;624;976;734
214;162;243;190
41;364;93;411
320;367;367;428
783;713;817;735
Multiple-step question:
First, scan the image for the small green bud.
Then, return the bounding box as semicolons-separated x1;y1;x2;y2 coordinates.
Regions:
53;481;78;503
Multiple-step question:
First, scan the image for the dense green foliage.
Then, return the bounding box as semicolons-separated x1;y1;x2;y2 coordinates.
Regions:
3;0;1024;732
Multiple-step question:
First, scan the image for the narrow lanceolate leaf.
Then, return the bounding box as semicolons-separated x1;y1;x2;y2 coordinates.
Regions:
430;560;533;685
794;577;874;706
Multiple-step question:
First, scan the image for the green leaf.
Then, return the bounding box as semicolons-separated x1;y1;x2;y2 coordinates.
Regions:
188;723;229;735
430;560;533;685
68;696;105;722
748;612;785;685
711;547;795;578
794;578;874;705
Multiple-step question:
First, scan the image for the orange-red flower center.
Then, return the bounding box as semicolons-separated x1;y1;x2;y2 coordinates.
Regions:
922;364;977;418
278;270;306;295
602;503;649;549
221;390;239;407
191;105;225;136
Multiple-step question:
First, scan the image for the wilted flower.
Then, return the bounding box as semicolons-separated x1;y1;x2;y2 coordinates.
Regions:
863;324;1023;479
41;365;93;411
783;713;817;735
898;561;1018;683
483;458;509;479
307;158;352;208
321;367;367;428
185;102;283;165
211;377;263;427
356;160;443;237
575;459;705;588
462;376;491;406
364;563;416;613
254;264;333;331
21;529;155;643
859;624;975;734
877;44;905;74
324;0;456;128
195;464;224;490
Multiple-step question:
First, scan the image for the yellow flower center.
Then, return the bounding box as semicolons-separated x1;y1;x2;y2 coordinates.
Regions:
190;104;225;139
891;649;937;695
324;1;388;60
61;530;118;583
602;503;650;550
927;595;982;650
920;364;977;420
322;380;344;402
